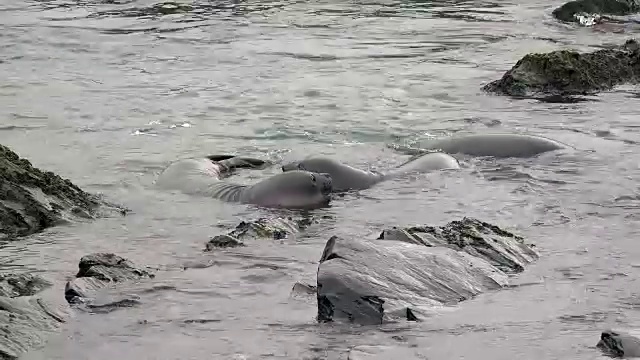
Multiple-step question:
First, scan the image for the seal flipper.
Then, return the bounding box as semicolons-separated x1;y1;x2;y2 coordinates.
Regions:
206;155;272;171
205;154;238;162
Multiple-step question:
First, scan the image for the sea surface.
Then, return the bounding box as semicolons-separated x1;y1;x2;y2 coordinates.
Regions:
1;0;640;358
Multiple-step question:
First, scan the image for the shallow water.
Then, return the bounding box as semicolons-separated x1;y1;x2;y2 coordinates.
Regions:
1;0;640;358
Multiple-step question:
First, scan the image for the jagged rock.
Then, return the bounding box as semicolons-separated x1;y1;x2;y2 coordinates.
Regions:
204;216;317;251
316;218;538;325
0;272;67;360
0;144;126;240
378;217;538;274
597;330;640;357
552;0;639;24
65;253;154;306
482;39;640;99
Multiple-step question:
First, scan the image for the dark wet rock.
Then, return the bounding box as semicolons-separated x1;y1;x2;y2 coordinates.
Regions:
205;235;246;250
552;0;639;24
75;253;153;282
204;216;317;251
290;282;317;300
0;273;52;298
86;298;142;314
316;218;538;324
0;273;67;360
597;330;640;357
482;39;640;99
65;253;154;306
0;144;126;241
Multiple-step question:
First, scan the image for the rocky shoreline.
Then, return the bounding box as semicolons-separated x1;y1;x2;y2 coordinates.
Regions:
3;0;639;352
0;144;126;241
0;142;630;357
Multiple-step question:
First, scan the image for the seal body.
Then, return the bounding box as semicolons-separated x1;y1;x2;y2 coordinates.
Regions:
424;133;568;158
281;152;459;192
156;157;332;209
282;157;383;192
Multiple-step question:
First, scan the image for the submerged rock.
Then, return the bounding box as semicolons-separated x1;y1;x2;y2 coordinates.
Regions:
0;273;66;360
597;330;640;358
0;254;154;359
65;253;154;306
0;273;52;298
204;216;317;250
90;1;194;18
347;345;423;360
316;217;538;324
0;144;126;240
552;0;639;24
482;39;640;99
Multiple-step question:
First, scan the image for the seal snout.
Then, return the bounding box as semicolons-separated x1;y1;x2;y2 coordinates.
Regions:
316;172;333;195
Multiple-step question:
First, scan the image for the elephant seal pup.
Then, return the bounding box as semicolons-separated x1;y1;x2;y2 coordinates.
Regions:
281;151;460;192
421;133;570;158
156;157;332;209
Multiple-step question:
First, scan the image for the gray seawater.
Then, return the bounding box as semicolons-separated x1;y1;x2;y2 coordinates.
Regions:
2;0;640;358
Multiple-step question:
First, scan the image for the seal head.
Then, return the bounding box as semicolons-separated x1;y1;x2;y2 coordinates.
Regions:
244;170;333;209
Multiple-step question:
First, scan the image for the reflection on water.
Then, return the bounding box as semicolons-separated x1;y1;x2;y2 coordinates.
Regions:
2;0;640;358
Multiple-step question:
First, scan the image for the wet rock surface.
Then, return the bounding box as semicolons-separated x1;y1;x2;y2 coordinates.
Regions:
597;330;640;358
65;253;154;308
378;217;538;273
0;273;66;360
0;273;52;298
316;217;538;325
204;216;317;250
482;39;640;99
552;0;639;24
0;144;126;241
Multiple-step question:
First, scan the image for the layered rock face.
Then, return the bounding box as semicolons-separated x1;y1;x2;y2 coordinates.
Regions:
0;144;125;240
316;217;539;325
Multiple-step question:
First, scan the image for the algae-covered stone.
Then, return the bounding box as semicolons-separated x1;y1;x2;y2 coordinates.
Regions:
0;144;126;240
483;39;640;99
552;0;639;23
204;217;317;251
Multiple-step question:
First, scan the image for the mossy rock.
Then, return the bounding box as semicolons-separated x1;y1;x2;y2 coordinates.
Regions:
483;39;640;98
552;0;640;23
